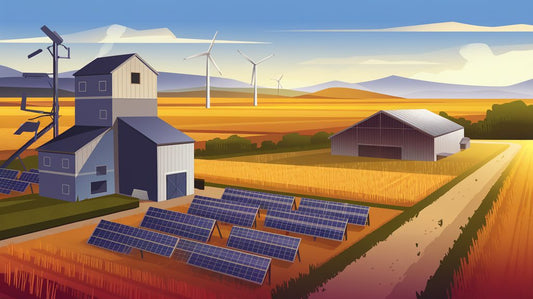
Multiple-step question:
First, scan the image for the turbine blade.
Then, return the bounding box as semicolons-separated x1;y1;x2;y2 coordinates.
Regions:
256;54;274;65
184;52;207;60
237;50;255;64
207;31;218;53
208;55;222;75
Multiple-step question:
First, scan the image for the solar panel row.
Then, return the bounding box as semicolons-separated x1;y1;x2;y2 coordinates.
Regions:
298;197;369;226
227;226;301;262
188;195;259;227
222;188;294;211
29;169;39;173
87;220;179;258
0;178;29;192
175;238;271;285
140;207;216;242
19;171;39;184
0;168;19;180
264;210;348;241
0;187;10;194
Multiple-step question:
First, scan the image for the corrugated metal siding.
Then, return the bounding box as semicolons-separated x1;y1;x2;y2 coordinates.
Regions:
331;127;356;156
112;98;157;120
403;129;434;161
156;143;194;202
434;129;464;159
112;56;157;99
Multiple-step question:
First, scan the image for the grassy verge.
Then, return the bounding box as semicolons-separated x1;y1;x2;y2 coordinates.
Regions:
0;194;139;240
269;144;508;299
1;155;38;170
417;145;519;299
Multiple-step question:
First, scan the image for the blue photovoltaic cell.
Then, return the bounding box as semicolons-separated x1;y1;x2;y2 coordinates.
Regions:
175;238;271;285
19;172;39;184
0;178;29;192
0;168;19;179
222;187;294;211
0;187;10;194
298;197;370;226
188;195;259;227
140;207;215;242
227;226;301;262
29;169;39;173
264;210;348;241
87;220;179;257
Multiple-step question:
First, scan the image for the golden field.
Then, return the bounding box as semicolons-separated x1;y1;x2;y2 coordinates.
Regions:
196;143;507;207
450;141;533;299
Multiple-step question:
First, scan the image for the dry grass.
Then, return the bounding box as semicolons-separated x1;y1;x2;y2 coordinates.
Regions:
449;141;533;299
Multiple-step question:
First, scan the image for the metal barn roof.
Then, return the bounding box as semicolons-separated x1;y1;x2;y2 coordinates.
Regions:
37;126;109;153
73;53;158;76
118;117;194;146
331;109;463;138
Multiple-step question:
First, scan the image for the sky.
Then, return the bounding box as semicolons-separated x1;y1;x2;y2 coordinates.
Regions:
1;0;533;88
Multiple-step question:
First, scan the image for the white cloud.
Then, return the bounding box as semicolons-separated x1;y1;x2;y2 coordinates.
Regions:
359;59;440;65
411;43;533;86
285;22;533;32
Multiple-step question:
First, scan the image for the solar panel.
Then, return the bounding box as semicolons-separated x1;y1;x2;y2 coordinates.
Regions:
19;171;39;184
227;226;301;262
222;187;294;211
29;169;39;173
264;210;348;242
87;220;179;257
140;207;216;242
0;178;29;192
0;187;11;195
298;197;370;226
188;195;259;227
175;238;271;285
0;168;19;179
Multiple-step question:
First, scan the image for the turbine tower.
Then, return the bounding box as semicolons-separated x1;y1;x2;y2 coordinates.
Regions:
185;32;222;109
273;74;283;95
237;50;273;106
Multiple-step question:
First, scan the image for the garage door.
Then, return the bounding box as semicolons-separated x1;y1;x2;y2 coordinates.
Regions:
358;145;402;159
166;172;187;200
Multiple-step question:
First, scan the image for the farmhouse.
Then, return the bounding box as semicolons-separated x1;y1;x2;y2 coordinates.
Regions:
37;54;194;202
330;109;464;161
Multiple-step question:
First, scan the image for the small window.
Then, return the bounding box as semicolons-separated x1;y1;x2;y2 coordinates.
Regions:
96;165;107;176
99;109;108;120
98;80;107;92
91;181;107;194
78;81;87;92
61;158;69;169
43;156;51;167
62;184;70;195
131;72;140;84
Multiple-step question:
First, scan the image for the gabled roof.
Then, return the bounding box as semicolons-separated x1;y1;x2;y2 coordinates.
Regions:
119;117;194;145
73;53;158;76
330;109;463;138
37;126;109;154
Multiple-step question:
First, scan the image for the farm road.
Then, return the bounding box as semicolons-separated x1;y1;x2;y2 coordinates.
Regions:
310;141;520;299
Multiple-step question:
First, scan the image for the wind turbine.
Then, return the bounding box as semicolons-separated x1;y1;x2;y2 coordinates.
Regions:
185;32;222;109
237;50;274;106
273;74;283;95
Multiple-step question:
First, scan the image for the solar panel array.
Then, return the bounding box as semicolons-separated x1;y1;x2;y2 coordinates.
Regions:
19;171;39;184
227;226;301;262
140;207;215;242
0;187;10;194
0;168;19;179
29;169;39;173
222;188;294;211
264;210;348;241
0;178;29;192
176;238;271;285
298;197;370;226
87;220;179;257
188;195;259;227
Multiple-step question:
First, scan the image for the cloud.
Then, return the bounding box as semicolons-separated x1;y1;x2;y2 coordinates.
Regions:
359;59;440;65
0;24;267;44
285;22;533;32
411;43;533;86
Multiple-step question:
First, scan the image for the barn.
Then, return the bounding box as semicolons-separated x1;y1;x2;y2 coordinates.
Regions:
37;53;194;202
330;109;464;161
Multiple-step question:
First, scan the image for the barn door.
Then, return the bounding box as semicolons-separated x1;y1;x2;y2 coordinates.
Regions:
166;172;187;200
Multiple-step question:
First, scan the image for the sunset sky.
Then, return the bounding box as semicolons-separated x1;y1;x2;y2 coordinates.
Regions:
1;0;533;88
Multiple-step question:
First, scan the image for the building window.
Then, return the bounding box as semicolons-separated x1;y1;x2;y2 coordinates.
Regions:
62;184;70;195
99;109;108;120
61;158;69;169
91;181;107;194
98;80;107;92
78;81;87;92
43;156;51;167
131;72;140;84
96;165;107;175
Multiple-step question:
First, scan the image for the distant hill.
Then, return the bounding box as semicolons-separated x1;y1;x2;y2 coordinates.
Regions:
296;87;399;99
158;72;253;91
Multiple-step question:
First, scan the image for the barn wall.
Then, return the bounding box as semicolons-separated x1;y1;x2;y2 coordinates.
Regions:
434;129;464;159
402;128;435;161
38;152;76;201
331;127;357;156
75;99;113;126
112;57;157;99
156;143;195;202
75;75;112;98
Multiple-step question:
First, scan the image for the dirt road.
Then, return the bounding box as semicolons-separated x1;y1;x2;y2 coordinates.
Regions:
310;142;520;299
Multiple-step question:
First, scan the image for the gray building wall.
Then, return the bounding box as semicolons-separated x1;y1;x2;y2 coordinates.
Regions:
156;143;194;202
38;152;76;201
75;98;113;126
434;129;464;159
75;75;112;98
